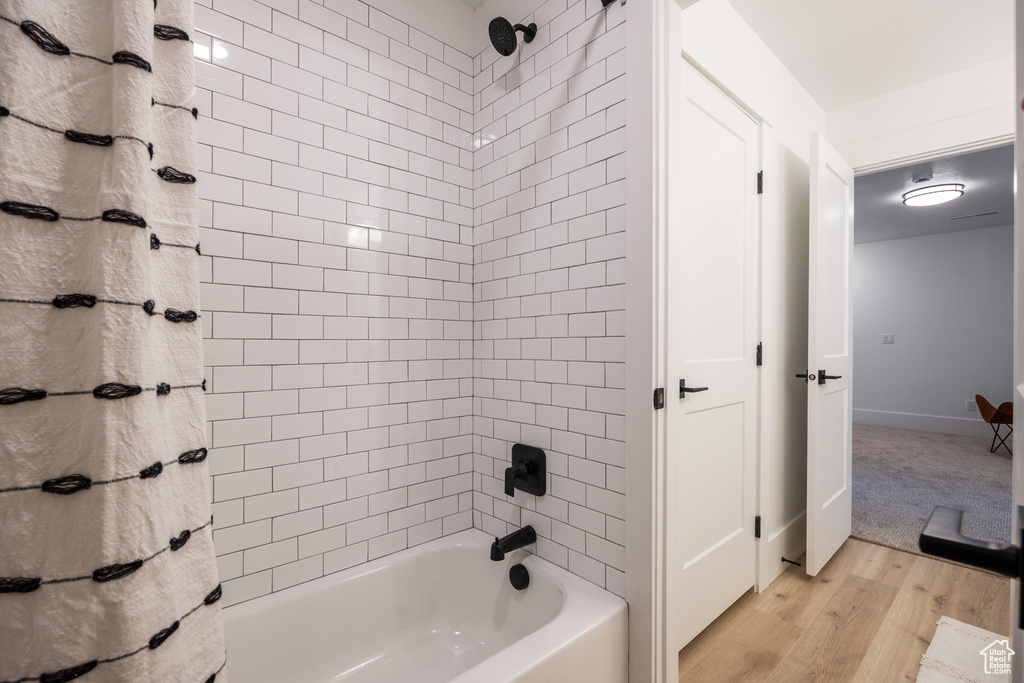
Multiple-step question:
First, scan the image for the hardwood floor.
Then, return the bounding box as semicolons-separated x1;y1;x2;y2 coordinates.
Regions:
678;539;1010;682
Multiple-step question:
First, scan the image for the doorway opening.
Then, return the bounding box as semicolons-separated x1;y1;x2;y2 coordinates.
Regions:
850;144;1015;555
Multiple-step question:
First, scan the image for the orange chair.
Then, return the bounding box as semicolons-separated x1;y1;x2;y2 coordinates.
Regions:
976;394;1013;455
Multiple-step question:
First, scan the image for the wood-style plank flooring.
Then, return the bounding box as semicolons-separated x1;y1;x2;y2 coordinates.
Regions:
678;539;1010;682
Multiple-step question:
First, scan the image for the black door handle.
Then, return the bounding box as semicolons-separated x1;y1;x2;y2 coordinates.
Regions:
679;379;708;397
795;372;815;382
921;505;1024;628
817;370;842;385
919;506;1020;577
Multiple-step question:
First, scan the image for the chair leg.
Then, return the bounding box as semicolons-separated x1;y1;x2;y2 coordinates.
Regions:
990;422;1013;455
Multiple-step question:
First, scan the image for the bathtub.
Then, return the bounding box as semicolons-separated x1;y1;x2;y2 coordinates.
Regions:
222;529;628;682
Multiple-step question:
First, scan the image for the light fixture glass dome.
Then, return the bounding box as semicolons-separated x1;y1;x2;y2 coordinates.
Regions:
902;183;964;207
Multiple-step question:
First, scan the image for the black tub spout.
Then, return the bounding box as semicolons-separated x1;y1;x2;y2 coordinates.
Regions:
490;525;537;561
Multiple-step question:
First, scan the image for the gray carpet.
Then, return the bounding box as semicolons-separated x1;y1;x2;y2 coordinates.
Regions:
852;424;1012;555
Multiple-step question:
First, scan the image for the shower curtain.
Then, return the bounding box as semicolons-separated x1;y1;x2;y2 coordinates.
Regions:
0;1;226;681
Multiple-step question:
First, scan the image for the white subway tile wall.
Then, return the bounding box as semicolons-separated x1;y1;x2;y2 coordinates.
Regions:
196;0;627;605
471;0;627;597
195;0;476;608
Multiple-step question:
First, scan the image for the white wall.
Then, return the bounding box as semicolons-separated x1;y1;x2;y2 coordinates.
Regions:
827;56;1014;173
759;139;810;580
679;0;825;161
194;0;477;607
853;225;1014;437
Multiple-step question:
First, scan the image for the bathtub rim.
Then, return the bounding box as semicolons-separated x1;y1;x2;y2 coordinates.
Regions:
221;528;627;683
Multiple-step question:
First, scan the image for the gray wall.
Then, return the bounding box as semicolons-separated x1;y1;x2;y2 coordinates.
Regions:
853;224;1013;436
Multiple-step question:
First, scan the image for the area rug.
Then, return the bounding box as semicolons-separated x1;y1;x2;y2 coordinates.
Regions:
917;616;1010;682
852;424;1011;555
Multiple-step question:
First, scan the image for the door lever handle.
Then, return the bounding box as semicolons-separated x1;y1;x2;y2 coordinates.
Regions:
679;379;708;397
795;372;815;382
818;370;842;385
920;506;1021;577
921;505;1024;628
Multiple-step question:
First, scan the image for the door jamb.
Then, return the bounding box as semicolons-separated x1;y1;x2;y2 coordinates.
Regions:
1009;0;1023;675
623;0;673;681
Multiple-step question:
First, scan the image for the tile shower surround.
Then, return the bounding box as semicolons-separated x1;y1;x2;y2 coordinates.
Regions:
195;0;626;607
470;0;627;596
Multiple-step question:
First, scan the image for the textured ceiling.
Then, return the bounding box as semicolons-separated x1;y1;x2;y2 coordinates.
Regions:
854;145;1013;244
726;0;1013;111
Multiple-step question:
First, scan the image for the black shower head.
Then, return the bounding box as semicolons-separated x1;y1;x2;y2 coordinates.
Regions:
488;17;537;57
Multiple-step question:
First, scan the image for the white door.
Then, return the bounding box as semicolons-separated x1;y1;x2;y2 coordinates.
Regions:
666;60;760;651
805;133;854;576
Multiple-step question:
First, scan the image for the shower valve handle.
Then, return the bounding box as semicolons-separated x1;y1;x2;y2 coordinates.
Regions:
505;463;529;497
505;444;546;498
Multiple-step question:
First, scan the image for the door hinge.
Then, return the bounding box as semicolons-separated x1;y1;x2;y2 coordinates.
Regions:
756;342;763;366
755;516;761;538
757;171;763;194
653;387;665;410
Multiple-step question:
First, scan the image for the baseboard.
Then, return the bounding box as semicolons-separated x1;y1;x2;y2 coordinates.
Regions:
756;511;806;593
853;409;992;438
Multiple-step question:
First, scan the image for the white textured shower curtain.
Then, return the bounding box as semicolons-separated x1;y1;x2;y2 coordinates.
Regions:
0;1;226;681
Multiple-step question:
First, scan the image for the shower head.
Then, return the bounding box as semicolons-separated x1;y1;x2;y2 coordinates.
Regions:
488;17;537;57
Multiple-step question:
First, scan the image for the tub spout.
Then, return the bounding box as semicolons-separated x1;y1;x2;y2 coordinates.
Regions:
490;525;536;561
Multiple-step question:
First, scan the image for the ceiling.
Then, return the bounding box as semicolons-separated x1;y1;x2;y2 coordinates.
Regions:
854;145;1013;244
457;0;485;8
726;0;1013;111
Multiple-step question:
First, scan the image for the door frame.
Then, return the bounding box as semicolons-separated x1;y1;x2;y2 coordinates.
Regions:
1010;0;1023;675
623;0;676;680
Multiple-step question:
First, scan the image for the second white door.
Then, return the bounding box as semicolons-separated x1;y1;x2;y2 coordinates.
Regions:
805;132;854;576
666;60;761;652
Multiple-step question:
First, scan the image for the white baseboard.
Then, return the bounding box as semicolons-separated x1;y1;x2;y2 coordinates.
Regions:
853;409;993;438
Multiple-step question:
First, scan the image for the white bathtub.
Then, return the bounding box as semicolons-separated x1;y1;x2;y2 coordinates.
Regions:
222;529;628;683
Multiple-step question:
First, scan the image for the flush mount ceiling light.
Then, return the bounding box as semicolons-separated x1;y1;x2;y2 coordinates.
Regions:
902;183;965;207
